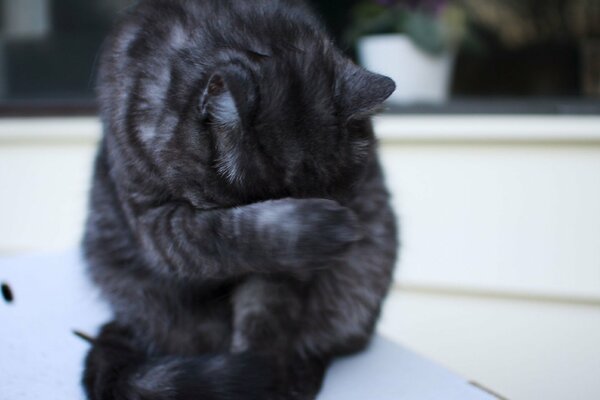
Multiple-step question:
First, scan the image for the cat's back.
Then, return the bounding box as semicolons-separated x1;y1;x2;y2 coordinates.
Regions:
98;0;330;133
114;0;324;50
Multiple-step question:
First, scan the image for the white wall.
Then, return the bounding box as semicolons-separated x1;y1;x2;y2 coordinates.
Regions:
382;141;600;301
1;115;600;399
379;289;600;400
0;118;99;255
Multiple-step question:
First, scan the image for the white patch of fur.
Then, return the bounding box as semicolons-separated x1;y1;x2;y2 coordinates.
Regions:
255;201;300;249
155;113;179;146
142;82;166;108
215;144;243;185
255;202;295;228
212;91;239;129
231;277;270;353
138;123;157;144
130;359;180;399
231;333;249;353
211;92;244;184
136;68;171;145
169;24;188;50
233;277;270;313
352;139;371;163
115;24;141;56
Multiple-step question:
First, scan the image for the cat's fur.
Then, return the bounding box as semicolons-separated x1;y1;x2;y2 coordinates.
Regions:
82;0;398;399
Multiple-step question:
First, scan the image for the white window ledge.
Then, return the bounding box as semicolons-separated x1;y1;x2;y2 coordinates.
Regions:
1;115;600;144
374;115;600;142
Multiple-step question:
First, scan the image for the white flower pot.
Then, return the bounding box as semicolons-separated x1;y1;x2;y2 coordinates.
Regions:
357;34;454;104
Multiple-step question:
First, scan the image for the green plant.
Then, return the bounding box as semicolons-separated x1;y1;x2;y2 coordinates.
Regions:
347;0;468;55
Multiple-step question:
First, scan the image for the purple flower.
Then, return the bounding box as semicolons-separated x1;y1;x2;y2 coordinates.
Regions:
374;0;399;6
422;0;449;14
376;0;449;14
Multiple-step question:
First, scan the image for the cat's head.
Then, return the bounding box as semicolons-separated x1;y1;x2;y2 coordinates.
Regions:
191;49;395;203
100;1;395;207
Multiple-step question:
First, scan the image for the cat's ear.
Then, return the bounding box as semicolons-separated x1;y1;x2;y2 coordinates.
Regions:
200;65;256;128
337;63;395;120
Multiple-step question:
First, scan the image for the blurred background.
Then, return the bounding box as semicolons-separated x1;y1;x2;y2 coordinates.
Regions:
1;1;599;399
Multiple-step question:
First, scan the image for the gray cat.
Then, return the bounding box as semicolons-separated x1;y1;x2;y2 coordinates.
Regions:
82;0;398;399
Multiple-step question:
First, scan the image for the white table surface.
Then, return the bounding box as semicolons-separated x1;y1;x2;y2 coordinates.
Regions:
0;251;495;400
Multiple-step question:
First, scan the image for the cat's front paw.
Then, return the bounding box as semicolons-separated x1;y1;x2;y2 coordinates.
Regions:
276;199;363;265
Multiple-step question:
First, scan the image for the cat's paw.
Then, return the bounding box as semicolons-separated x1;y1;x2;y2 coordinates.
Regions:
278;199;363;264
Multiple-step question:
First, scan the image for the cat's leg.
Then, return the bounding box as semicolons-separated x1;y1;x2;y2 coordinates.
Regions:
290;168;397;357
83;321;145;400
84;321;276;400
294;208;397;358
124;198;361;282
230;276;303;354
283;354;330;400
230;277;328;400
